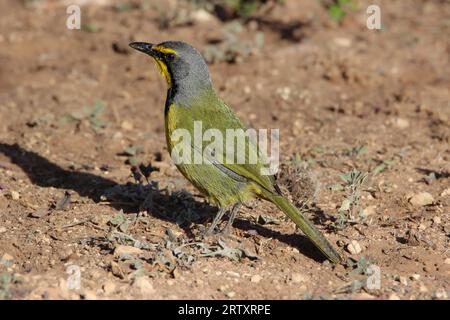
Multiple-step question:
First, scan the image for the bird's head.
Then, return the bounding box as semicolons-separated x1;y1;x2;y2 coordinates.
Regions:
129;41;211;92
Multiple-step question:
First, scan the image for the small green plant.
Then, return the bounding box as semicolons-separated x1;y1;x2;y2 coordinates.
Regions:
203;21;264;63
371;159;395;175
335;257;375;294
344;145;368;158
0;273;16;300
153;2;194;29
81;23;99;33
114;3;135;12
196;0;285;19
60;101;107;132
333;169;368;229
327;0;357;22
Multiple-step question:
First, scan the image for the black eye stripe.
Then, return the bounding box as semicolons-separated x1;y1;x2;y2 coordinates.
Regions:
166;53;176;61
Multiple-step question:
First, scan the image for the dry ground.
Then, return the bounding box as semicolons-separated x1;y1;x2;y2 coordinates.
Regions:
0;0;449;299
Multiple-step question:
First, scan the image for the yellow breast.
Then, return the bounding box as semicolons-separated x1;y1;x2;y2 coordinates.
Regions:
165;103;178;153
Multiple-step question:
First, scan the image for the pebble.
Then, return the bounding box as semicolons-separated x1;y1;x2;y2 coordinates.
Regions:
114;245;143;258
419;284;429;293
395;275;408;286
167;279;175;286
110;261;125;279
276;87;291;101
432;216;441;225
191;9;216;24
226;271;240;278
433;288;448;299
409;192;434;206
219;285;228;292
393;117;410;129
410;274;421;281
362;205;377;216
444;258;450;265
0;227;6;233
346;240;362;255
132;277;155;296
251;275;262;283
30;208;49;218
58;248;74;261
440;188;450;197
291;273;307;284
121;120;133;131
10;191;20;200
226;291;236;298
333;37;352;47
418;223;427;231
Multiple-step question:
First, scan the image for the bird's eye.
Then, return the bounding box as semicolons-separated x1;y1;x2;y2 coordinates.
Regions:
166;53;176;61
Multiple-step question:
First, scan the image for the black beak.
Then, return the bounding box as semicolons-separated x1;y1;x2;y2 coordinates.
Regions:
129;42;155;56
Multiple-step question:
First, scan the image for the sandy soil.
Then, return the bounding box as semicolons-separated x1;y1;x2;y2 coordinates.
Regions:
0;0;449;300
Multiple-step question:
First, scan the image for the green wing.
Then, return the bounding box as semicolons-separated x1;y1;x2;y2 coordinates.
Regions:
190;94;279;194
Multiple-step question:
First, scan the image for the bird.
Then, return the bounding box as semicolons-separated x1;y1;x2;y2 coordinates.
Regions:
129;40;342;263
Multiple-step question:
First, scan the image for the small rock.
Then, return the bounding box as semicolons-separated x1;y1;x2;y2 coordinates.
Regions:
251;275;262;283
395;275;408;286
409;192;434;206
121;120;133;131
333;37;352;47
346;240;362;255
167;279;175;286
112;131;123;139
337;240;345;247
393;117;410;129
0;227;6;233
219;285;228;292
276;87;291;101
419;284;429;293
440;188;450;197
433;288;448;300
226;271;240;278
291;273;307;284
30;208;50;218
58;248;74;261
110;261;125;279
410;274;421;281
114;245;143;258
10;191;20;200
132;277;155;296
418;223;427;231
192;9;216;24
444;258;450;265
432;216;441;225
362;205;377;216
226;291;236;298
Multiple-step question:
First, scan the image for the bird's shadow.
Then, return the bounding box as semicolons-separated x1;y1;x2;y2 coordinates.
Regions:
0;142;326;263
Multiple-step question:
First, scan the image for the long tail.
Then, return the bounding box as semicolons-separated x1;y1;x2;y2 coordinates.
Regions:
261;190;342;264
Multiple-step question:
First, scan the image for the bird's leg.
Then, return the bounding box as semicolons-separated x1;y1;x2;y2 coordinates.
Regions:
222;202;242;235
205;207;227;236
